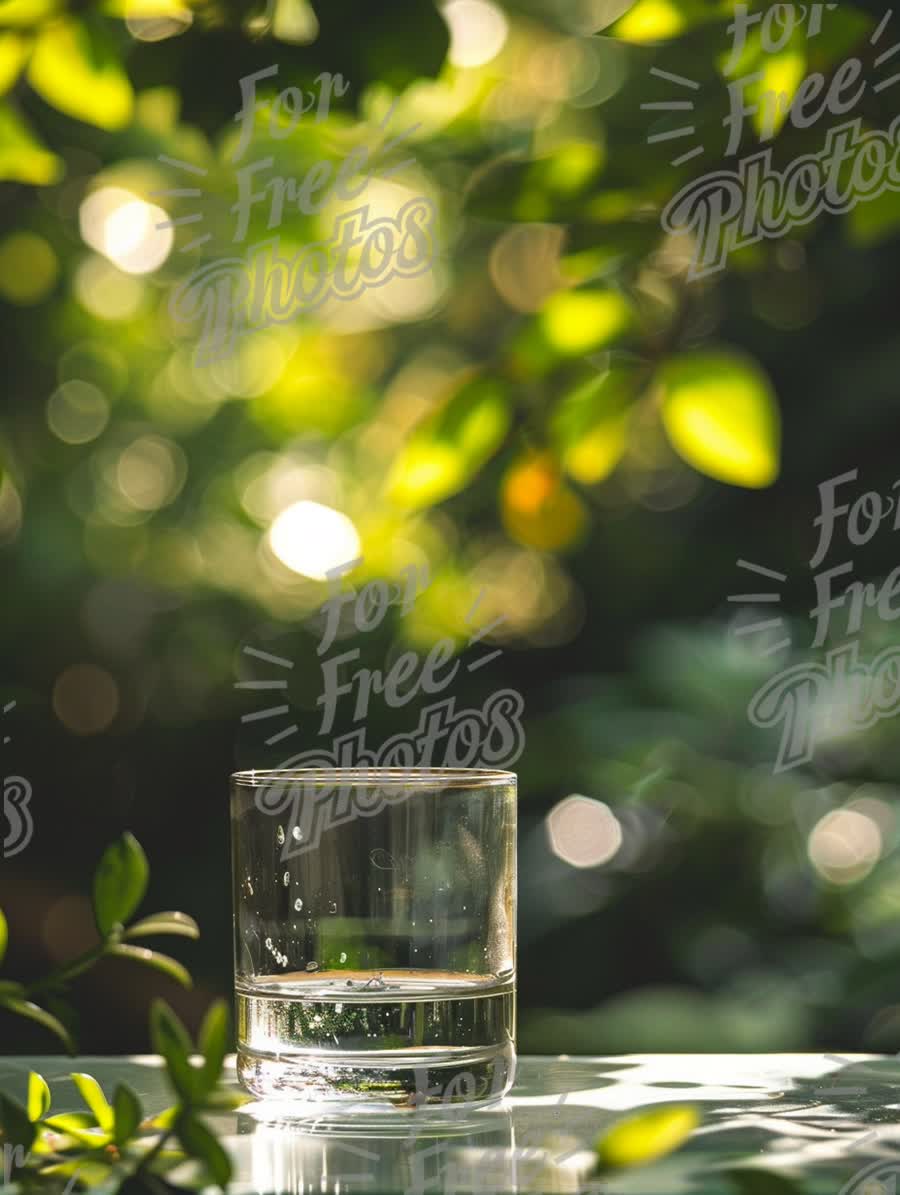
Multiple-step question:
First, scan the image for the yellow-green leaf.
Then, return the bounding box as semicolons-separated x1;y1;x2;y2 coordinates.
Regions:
40;1158;112;1183
123;911;200;941
27;1072;50;1122
28;16;133;130
0;0;59;25
540;289;633;356
596;1104;700;1169
386;440;464;510
0;34;30;94
658;350;780;488
613;0;686;40
108;943;192;989
552;366;635;485
387;378;510;510
102;0;190;15
750;40;807;141
0;907;7;965
71;1073;114;1131
0;102;62;184
612;0;730;42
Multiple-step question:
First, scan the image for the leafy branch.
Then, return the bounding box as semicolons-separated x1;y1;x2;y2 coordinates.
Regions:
0;833;199;1053
0;998;245;1195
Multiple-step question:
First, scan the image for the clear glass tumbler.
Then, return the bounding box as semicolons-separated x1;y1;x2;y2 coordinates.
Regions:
231;767;517;1104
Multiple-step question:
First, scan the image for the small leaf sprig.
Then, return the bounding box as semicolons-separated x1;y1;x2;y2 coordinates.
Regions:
0;998;245;1195
0;833;199;1053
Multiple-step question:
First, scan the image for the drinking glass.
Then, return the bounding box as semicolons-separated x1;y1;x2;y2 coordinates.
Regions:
231;767;517;1104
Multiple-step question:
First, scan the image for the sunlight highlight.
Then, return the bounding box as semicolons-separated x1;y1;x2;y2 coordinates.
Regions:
268;501;361;580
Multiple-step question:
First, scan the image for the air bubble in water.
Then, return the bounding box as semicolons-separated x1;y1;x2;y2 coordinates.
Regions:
276;825;285;845
306;961;319;972
283;871;290;886
339;951;347;963
294;897;303;912
265;937;272;949
329;901;337;914
292;826;302;841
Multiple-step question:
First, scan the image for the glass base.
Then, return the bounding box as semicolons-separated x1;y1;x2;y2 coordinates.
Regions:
235;970;516;1105
237;1043;515;1106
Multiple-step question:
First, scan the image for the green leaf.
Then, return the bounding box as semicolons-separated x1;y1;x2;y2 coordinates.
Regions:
551;366;635;485
26;1072;50;1122
42;1111;111;1148
0;101;62;185
658;350;780;489
198;1000;229;1094
27;15;133;130
0;907;7;966
387;377;511;510
596;1104;700;1169
0;1094;36;1153
108;944;192;989
91;832;149;937
539;289;634;356
150;1000;197;1102
122;912;200;942
0;980;25;998
71;1074;114;1132
112;1083;143;1146
0;999;76;1053
174;1111;232;1189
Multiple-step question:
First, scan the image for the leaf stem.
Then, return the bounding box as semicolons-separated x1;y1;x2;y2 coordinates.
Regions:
24;940;111;999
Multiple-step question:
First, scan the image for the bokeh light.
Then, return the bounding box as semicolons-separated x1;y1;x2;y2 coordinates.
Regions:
546;795;624;868
74;255;145;320
116;435;186;511
268;501;362;580
47;380;110;445
442;0;509;68
0;232;59;304
808;808;884;886
79;186;174;275
52;664;119;735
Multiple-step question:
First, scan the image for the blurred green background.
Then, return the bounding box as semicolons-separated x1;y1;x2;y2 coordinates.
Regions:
4;0;900;1057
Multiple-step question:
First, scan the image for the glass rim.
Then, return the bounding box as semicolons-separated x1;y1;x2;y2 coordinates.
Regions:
230;766;516;788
